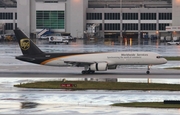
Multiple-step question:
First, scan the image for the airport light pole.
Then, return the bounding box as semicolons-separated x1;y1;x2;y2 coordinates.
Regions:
120;0;123;45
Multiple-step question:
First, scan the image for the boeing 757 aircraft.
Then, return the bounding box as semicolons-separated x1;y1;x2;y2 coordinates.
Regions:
14;29;167;74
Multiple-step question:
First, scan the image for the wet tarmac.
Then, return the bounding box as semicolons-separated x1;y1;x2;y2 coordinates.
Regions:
1;77;180;115
0;40;180;114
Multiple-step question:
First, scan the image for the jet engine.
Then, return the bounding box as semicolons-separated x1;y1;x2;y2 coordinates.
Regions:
90;62;108;71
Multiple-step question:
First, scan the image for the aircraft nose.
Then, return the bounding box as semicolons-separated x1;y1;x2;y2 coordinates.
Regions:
163;58;167;64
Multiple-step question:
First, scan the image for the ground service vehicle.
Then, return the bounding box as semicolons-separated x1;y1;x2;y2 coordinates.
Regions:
167;41;180;45
48;34;69;44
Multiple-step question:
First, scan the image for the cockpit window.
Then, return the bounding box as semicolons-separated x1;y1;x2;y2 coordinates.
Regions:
156;56;164;59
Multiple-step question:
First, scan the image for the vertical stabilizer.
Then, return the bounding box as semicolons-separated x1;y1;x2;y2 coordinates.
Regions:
14;28;43;55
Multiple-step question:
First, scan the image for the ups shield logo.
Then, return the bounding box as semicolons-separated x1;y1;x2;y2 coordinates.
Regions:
20;38;30;50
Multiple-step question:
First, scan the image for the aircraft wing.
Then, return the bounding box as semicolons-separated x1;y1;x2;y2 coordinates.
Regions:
64;60;95;67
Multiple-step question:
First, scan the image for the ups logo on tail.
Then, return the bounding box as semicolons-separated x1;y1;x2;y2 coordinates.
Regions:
20;38;30;50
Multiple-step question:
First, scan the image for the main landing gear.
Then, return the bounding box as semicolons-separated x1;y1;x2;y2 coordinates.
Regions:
81;66;95;74
82;70;95;74
146;65;151;74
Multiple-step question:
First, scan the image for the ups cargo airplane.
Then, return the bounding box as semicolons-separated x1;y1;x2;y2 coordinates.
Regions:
14;29;167;74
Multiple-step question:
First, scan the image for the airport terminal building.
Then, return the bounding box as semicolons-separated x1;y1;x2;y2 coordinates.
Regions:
0;0;180;42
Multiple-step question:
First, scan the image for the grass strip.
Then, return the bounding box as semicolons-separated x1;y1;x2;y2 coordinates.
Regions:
111;102;180;108
165;67;180;70
14;81;180;91
164;56;180;61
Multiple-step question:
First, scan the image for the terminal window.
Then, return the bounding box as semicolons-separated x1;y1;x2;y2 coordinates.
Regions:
0;13;13;20
105;13;120;20
123;13;138;20
36;11;64;29
159;23;169;30
141;13;156;20
159;13;172;20
123;23;138;30
5;23;13;30
105;23;120;30
141;23;156;30
86;13;102;20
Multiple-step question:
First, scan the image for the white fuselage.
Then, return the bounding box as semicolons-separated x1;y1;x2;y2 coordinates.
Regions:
42;52;167;67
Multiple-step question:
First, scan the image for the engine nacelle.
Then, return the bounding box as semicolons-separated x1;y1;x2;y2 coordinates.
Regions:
90;62;108;71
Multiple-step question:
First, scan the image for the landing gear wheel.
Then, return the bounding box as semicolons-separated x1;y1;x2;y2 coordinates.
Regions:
82;71;86;74
81;70;95;74
89;70;95;74
146;71;150;74
146;65;151;74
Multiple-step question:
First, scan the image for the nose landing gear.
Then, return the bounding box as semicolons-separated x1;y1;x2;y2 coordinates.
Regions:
146;65;151;74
